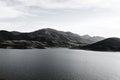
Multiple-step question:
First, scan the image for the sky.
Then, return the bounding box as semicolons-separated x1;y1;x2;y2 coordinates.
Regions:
0;0;120;37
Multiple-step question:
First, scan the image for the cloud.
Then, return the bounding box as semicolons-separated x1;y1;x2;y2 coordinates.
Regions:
18;0;101;9
1;0;120;17
12;0;120;9
0;0;119;22
0;0;23;18
0;0;120;37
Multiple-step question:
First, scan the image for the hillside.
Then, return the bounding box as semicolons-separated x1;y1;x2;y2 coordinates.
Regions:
80;37;120;51
0;28;104;49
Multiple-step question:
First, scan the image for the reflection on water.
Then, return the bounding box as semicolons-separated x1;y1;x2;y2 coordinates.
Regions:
0;48;120;80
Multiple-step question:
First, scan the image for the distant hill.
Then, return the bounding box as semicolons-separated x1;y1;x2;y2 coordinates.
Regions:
0;28;104;48
80;37;120;51
81;35;104;44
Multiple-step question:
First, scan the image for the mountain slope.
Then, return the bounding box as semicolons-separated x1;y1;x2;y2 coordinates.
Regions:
28;28;88;47
81;35;104;43
0;28;104;48
28;28;104;47
81;37;120;51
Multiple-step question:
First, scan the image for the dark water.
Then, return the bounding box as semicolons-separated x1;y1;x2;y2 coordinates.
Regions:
0;48;120;80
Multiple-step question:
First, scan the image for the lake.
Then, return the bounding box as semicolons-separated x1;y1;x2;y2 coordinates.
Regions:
0;48;120;80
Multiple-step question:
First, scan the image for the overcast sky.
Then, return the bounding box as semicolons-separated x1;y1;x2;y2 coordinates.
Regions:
0;0;120;37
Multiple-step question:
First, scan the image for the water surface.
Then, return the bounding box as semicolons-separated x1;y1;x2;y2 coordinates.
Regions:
0;48;120;80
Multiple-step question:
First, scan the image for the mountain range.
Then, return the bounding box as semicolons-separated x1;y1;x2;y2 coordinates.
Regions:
0;28;104;49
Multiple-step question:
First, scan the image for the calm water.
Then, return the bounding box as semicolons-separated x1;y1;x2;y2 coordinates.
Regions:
0;48;120;80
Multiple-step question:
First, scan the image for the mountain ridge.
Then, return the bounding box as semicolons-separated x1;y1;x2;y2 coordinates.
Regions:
0;28;104;49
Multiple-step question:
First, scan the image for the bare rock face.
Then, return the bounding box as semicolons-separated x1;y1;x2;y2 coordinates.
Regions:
80;37;120;51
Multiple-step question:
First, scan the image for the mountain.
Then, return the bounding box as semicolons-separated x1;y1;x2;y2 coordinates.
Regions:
0;28;104;48
28;28;104;47
81;35;104;43
80;37;120;51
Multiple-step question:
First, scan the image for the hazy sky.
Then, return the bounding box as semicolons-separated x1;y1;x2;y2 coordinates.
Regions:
0;0;120;37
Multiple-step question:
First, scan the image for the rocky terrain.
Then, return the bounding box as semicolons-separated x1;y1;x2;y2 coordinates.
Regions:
0;28;104;49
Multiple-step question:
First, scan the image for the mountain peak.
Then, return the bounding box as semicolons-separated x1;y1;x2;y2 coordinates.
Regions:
36;28;57;32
